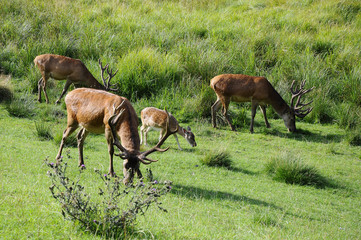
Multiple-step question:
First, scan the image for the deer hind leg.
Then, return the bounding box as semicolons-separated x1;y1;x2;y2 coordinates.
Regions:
211;98;222;128
38;73;50;104
37;78;43;103
221;98;235;131
56;79;72;104
56;124;78;162
76;128;89;167
250;101;259;133
259;105;271;128
140;124;147;145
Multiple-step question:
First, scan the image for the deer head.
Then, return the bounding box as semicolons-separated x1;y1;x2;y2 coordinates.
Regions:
108;102;177;185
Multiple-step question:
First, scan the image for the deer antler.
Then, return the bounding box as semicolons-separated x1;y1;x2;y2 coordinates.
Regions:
138;108;178;163
99;59;119;91
290;80;315;118
108;100;129;159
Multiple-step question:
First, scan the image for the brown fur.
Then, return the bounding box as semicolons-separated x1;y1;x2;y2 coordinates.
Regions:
34;54;107;104
210;74;296;133
140;107;197;150
56;88;169;185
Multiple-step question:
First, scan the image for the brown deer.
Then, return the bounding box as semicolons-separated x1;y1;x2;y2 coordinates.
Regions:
210;74;314;133
34;54;118;104
55;88;176;185
140;107;197;150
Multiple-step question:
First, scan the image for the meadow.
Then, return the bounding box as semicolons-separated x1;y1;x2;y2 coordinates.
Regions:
1;0;361;239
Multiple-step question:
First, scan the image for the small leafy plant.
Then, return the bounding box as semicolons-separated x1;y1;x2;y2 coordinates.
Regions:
45;158;172;238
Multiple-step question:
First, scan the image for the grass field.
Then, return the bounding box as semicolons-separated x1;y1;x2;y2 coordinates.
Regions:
1;0;361;239
0;103;360;239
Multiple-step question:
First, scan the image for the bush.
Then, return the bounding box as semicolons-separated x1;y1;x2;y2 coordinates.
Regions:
0;85;13;104
265;152;328;188
45;158;172;238
346;128;361;146
5;92;35;118
200;149;232;168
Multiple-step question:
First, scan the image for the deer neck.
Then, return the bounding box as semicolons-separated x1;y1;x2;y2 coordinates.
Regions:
269;91;292;117
176;125;186;137
117;108;141;153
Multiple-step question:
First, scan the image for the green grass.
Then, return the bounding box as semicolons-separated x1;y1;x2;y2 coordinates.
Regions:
1;0;361;238
1;105;361;239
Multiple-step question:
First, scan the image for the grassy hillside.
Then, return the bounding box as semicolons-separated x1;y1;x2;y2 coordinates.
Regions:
1;0;361;128
1;0;361;239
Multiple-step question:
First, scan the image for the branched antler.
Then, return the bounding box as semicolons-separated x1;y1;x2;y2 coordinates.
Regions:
290;80;315;118
99;59;119;91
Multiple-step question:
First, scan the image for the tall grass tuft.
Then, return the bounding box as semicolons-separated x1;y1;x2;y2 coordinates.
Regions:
34;121;53;140
200;149;232;168
265;152;328;188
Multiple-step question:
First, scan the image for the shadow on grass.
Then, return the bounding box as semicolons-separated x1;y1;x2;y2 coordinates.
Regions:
258;127;344;144
172;184;282;210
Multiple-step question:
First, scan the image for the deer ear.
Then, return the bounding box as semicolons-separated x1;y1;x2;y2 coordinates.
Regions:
187;126;191;131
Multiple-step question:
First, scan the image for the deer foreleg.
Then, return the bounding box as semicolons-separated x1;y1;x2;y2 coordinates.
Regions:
56;79;72;104
174;134;183;150
105;128;116;177
76;128;88;167
259;105;271;128
56;125;78;162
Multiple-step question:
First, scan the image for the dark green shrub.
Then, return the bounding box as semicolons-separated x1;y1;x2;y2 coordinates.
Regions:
200;150;232;168
0;85;13;103
265;153;328;188
346;128;361;146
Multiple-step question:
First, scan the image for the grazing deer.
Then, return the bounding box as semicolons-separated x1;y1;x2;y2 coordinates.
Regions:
34;54;118;104
140;107;197;150
210;74;314;133
55;88;176;185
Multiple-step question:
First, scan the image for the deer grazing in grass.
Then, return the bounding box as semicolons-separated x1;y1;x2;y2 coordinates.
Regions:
140;107;197;150
55;88;176;185
210;74;314;133
34;54;118;104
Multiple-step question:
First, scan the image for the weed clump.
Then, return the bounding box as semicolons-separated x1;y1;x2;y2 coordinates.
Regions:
34;121;53;140
45;158;172;238
200;149;233;168
265;153;328;188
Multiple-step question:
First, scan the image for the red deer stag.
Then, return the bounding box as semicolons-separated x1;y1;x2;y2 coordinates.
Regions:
140;107;197;150
210;74;314;133
55;88;176;185
34;54;118;104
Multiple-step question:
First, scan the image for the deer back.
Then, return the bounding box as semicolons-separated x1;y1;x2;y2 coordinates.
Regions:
65;88;140;151
34;54;104;89
141;107;178;132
